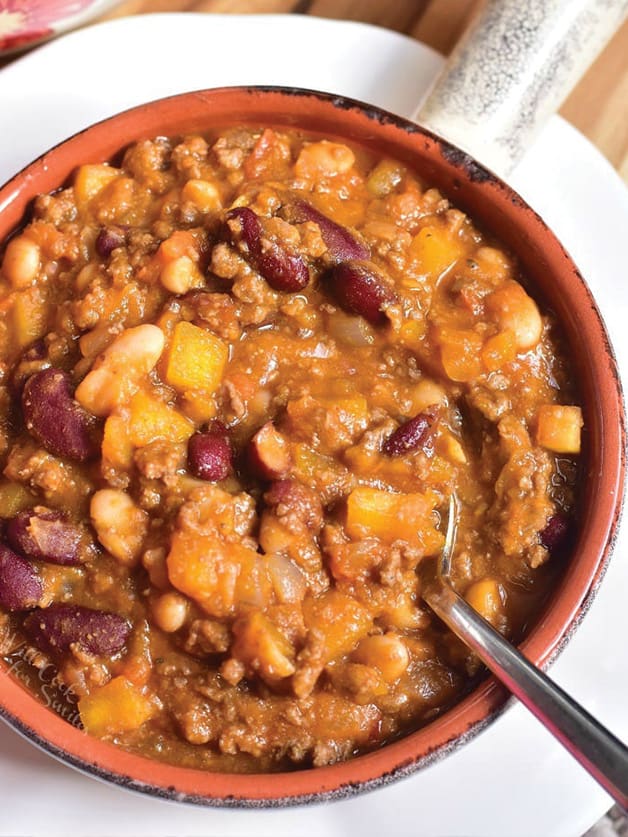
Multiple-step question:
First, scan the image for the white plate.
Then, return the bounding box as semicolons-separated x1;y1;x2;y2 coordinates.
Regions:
1;13;627;837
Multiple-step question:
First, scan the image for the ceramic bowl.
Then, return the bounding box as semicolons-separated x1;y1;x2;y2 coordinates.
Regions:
0;86;624;806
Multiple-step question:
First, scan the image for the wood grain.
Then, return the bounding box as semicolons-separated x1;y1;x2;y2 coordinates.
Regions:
8;0;628;183
410;0;480;54
561;15;628;177
305;0;426;33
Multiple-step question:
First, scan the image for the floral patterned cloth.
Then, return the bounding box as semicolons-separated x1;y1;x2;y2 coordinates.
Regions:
0;0;95;51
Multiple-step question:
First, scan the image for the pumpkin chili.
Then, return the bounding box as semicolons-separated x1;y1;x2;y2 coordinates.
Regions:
0;126;582;771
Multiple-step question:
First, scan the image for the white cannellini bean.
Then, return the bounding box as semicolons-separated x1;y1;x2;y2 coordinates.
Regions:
486;281;542;351
352;634;410;683
75;324;165;417
90;489;148;565
151;591;189;633
295;141;355;178
160;255;204;294
2;236;41;289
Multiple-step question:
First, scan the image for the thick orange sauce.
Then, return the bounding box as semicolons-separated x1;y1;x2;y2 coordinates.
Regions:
0;127;580;771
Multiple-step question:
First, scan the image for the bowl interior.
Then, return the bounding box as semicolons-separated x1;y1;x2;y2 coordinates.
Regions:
0;86;624;805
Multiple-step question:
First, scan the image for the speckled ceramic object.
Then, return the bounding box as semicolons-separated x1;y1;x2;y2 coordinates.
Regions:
417;0;628;174
0;85;624;807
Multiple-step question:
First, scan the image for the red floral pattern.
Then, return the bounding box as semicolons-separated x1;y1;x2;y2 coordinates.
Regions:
0;0;96;52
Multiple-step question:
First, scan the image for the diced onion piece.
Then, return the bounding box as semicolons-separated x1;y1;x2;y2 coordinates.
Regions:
265;553;307;603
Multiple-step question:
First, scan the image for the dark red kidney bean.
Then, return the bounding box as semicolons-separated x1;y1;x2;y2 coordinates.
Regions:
0;545;42;612
264;479;324;532
95;225;127;258
383;411;437;457
23;604;131;657
290;200;370;263
22;368;98;462
188;425;233;482
226;207;309;292
247;422;291;480
325;260;396;325
540;513;571;554
7;509;83;566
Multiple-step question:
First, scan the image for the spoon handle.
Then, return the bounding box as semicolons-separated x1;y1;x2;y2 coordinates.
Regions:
414;0;628;175
425;584;628;810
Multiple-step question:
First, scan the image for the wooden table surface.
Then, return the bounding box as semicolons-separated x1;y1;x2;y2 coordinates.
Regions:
89;0;628;183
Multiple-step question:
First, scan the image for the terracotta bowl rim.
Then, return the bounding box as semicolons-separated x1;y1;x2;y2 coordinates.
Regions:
0;85;624;807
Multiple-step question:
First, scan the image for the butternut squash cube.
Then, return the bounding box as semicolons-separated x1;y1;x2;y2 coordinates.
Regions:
78;676;157;737
410;225;463;278
302;591;372;663
366;159;405;197
180;389;217;424
482;330;517;372
74;164;121;208
346;486;443;553
537;405;583;454
128;390;194;447
164;321;228;394
436;326;483;383
232;611;295;681
102;415;134;469
167;531;270;617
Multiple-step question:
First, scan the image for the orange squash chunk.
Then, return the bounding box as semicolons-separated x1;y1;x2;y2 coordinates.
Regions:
346;486;443;553
164;321;228;394
167;531;270;617
436;326;483;382
537;405;583;454
482;330;517;372
303;591;372;664
102;414;134;468
74;164;121;208
128;390;194;447
232;611;296;682
79;676;157;737
410;225;464;278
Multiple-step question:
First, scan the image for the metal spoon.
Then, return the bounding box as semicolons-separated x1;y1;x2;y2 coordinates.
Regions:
422;495;628;810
